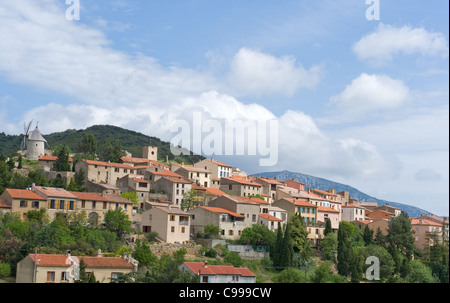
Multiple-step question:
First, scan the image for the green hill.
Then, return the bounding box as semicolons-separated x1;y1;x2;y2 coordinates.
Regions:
0;125;204;164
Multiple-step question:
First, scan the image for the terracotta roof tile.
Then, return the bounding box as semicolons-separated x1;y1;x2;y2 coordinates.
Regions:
197;206;244;218
183;262;255;277
259;213;283;222
5;189;46;200
29;254;133;269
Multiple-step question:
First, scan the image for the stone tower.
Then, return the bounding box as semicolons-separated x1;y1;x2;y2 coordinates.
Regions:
142;146;158;161
26;125;47;161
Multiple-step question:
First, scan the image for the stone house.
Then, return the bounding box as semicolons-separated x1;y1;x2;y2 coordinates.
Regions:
341;204;365;222
180;261;256;283
140;206;190;243
194;158;233;179
153;176;193;208
410;218;444;251
175;166;212;188
75;160;141;186
219;177;262;197
255;176;284;201
188;206;246;240
16;252;136;283
0;188;47;220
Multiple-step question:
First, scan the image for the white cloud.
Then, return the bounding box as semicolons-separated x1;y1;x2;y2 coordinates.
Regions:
0;0;407;182
353;23;449;64
328;73;410;119
227;47;322;97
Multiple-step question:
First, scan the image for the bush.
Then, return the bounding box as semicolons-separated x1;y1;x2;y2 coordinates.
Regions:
0;263;11;279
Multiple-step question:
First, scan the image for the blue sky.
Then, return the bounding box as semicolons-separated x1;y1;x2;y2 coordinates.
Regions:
0;0;448;216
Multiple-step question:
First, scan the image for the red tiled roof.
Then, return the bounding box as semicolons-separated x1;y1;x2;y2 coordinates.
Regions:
280;198;317;208
312;188;337;196
69;192;109;202
204;187;228;196
197;206;244;218
38;155;73;162
259;213;283;222
318;206;340;213
159;176;192;184
228;195;270;205
28;254;133;269
221;177;262;187
33;187;78;199
0;198;11;208
131;178;149;183
366;210;392;221
209;159;232;168
120;156;150;164
148;169;182;178
5;189;46;200
183;262;255;277
410;218;442;227
256;177;284;185
342;204;364;209
83;160;135;170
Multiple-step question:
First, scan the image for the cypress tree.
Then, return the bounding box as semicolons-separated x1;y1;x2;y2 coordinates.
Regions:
324;218;332;236
337;222;353;277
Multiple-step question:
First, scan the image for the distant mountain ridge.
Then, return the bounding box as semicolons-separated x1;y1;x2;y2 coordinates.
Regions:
257;170;434;218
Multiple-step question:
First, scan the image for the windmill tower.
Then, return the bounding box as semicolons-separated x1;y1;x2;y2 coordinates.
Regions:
21;120;33;152
25;122;47;161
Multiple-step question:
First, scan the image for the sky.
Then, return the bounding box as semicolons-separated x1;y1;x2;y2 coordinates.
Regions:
0;0;448;216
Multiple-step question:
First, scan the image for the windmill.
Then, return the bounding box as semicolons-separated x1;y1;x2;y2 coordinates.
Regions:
21;120;33;151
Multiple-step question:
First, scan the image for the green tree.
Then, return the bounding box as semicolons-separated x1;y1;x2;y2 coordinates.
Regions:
271;225;284;268
324;218;333;236
121;192;138;206
181;189;198;211
132;240;157;268
387;212;415;260
79;134;98;160
103;208;133;239
273;268;304;283
309;261;332;283
239;224;276;247
52;144;71;172
337;221;353;277
319;232;338;261
363;225;374;246
290;214;311;261
373;227;386;246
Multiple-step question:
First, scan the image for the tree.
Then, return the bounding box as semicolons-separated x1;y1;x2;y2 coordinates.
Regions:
239;224;276;247
289;213;311;261
121;192;138;206
98;139;125;163
279;223;294;269
103;208;133;239
324;218;332;236
373;227;386;246
181;189;198;211
363;225;374;246
337;221;353;277
309;261;332;283
52;144;71;172
387;212;415;259
74;169;86;192
320;232;338;261
79;134;97;160
271;225;283;268
132;240;157;268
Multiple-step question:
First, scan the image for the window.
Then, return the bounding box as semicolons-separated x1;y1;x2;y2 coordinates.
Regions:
111;272;120;280
103;202;107;209
59;200;65;210
171;226;175;233
181;227;185;233
50;199;56;209
69;201;75;210
252;214;257;222
228;230;234;236
32;201;39;208
92;201;96;209
61;271;69;282
19;200;27;208
170;215;175;221
81;200;86;208
149;214;152;220
47;271;55;282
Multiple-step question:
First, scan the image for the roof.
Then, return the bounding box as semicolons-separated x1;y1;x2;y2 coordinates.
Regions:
69;192;109;202
278;198;317;208
102;194;133;204
196;206;244;218
204;187;228;196
147;169;182;178
158;176;192;184
5;188;46;200
366;210;393;221
33;187;78;199
342;204;364;209
152;206;190;215
120;156;150;164
28;254;133;269
82;160;135;170
256;177;284;185
131;178;149;184
0;198;11;208
183;262;255;277
221;177;262;187
227;195;270;205
318;206;340;213
259;213;283;222
28;126;47;142
311;188;337;197
38;155;73;162
410;218;442;227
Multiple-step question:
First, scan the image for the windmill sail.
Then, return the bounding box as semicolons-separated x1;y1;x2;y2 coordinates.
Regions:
21;120;33;151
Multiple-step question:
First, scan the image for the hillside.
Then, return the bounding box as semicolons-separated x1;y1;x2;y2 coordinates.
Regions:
258;170;433;218
0;125;204;164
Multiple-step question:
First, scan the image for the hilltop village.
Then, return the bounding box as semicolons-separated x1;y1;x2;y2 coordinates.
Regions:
0;125;448;284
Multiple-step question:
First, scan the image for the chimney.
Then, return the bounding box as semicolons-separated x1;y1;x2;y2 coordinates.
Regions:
66;250;71;258
204;261;208;268
97;248;102;257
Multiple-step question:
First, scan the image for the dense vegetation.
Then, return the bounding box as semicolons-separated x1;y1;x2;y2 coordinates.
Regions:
0;124;204;164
